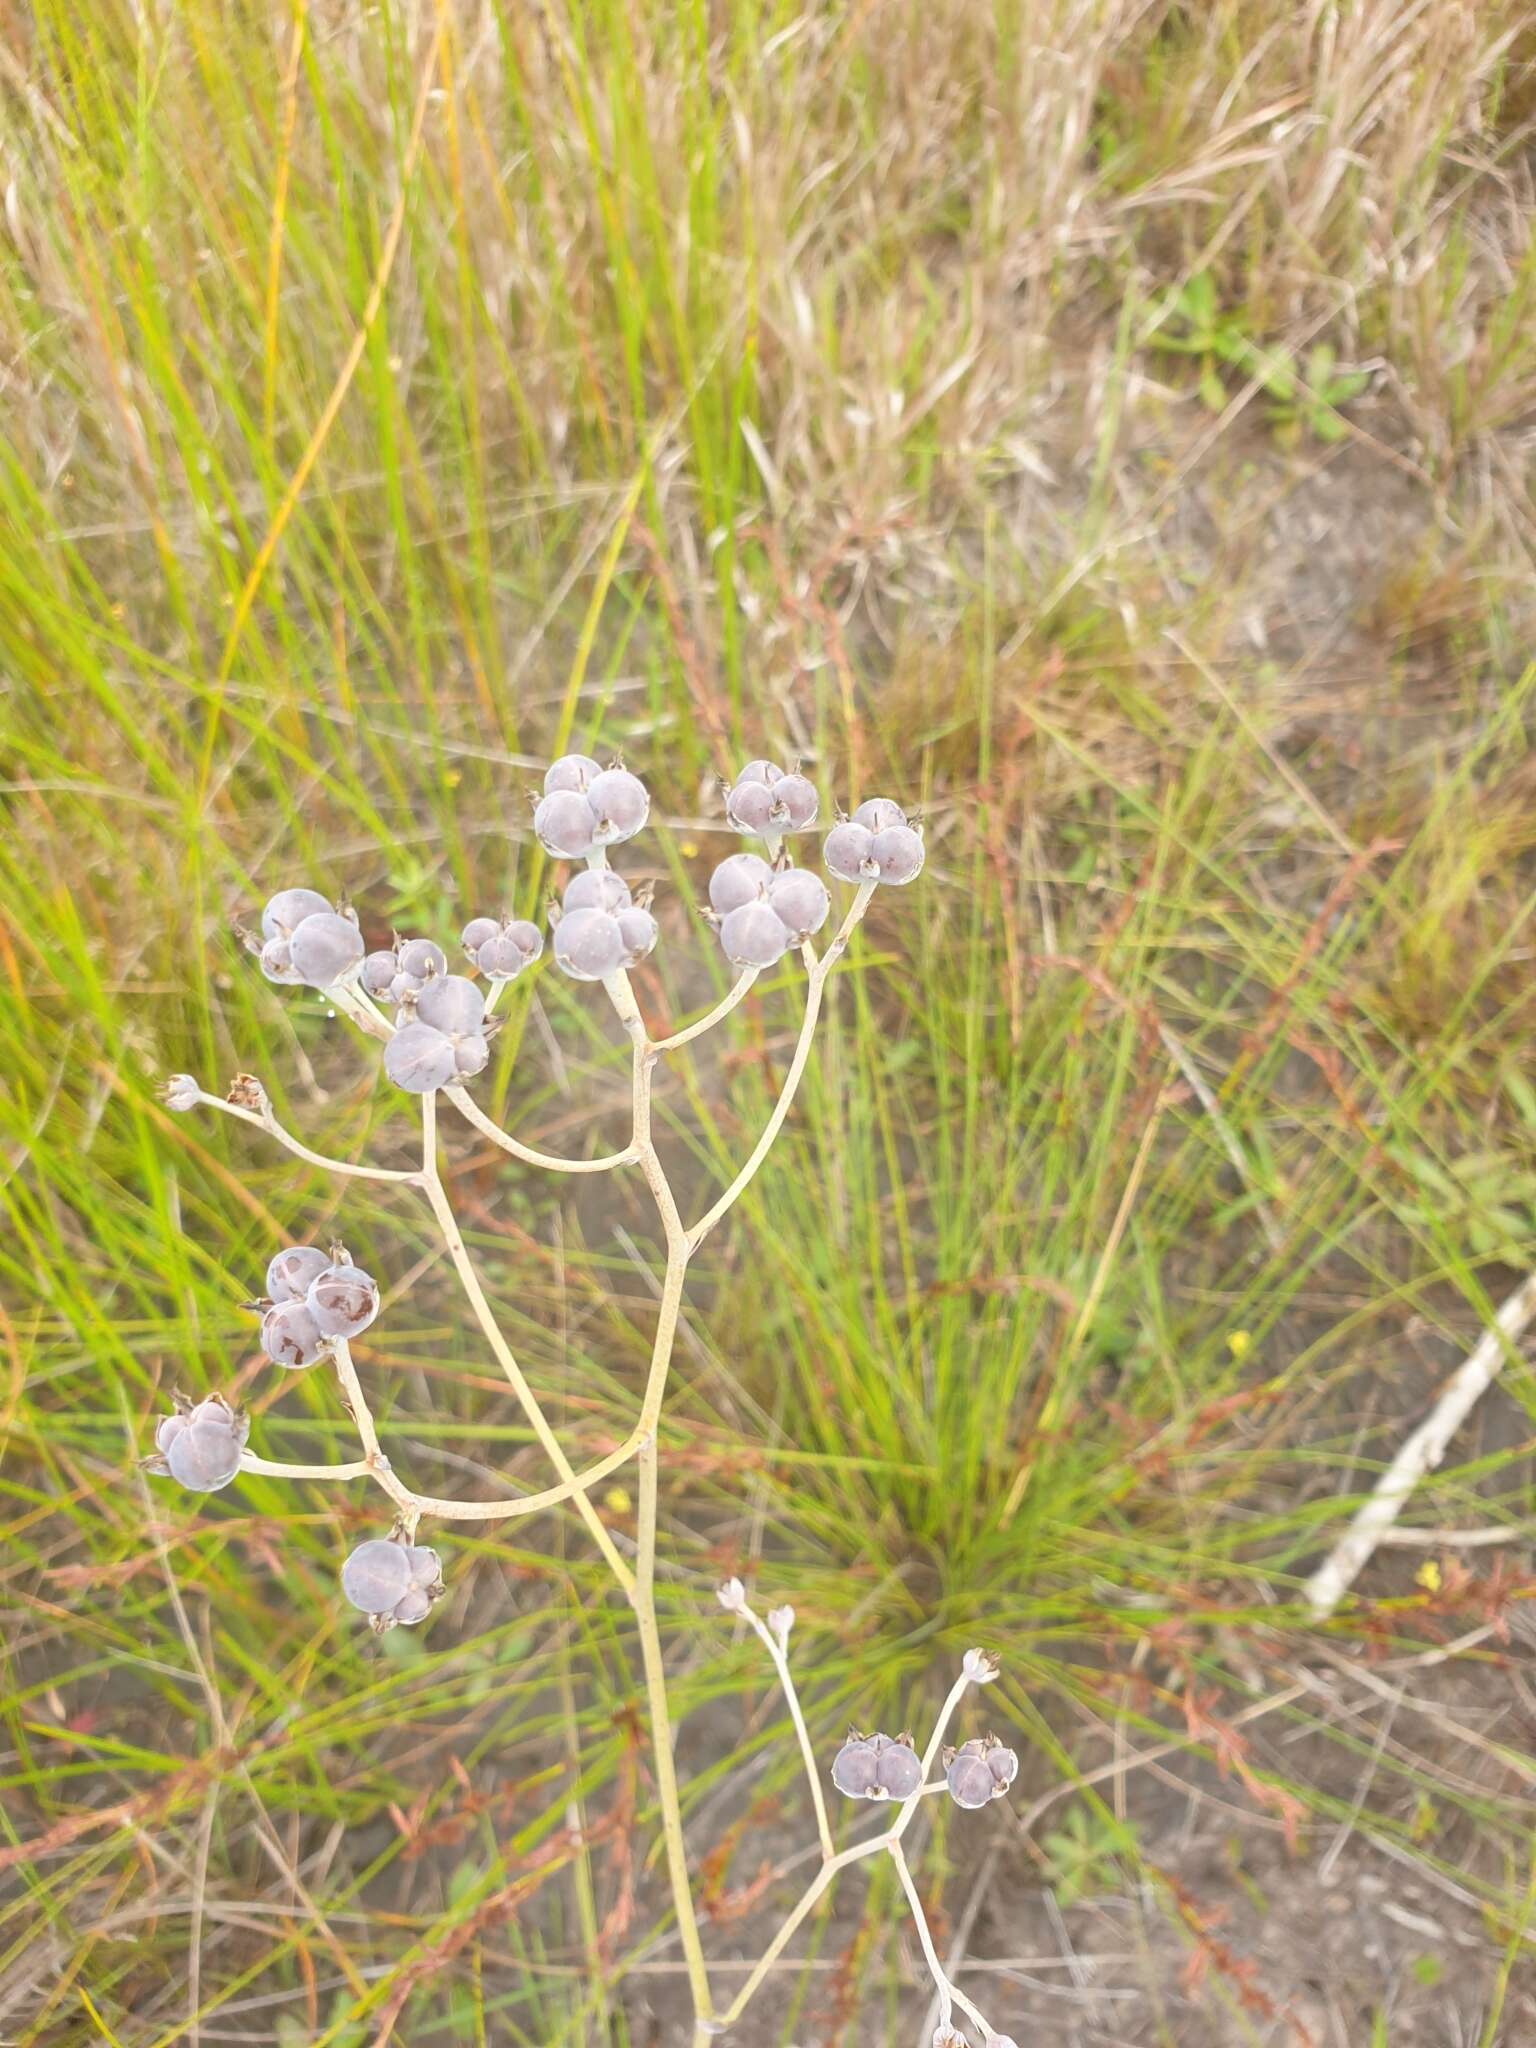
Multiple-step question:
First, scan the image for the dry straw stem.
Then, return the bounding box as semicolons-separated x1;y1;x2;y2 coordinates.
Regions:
1305;1270;1536;1618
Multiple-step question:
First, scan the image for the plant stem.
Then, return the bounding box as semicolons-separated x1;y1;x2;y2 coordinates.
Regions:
418;1092;634;1591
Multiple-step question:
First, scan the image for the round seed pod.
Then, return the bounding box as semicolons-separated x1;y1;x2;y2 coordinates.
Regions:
823;821;877;883
770;771;819;830
534;789;597;858
544;752;601;795
383;1021;457;1094
852;797;907;835
361;949;398;997
871;823;925;884
725;777;778;833
831;1736;880;1798
708;852;774;916
258;934;303;985
266;1245;331;1304
553;907;627;981
395;937;447;983
945;1744;997;1810
414;974;485;1037
392;1586;432;1626
341;1538;412;1615
453;1032;490;1077
166;1419;243;1492
407;1544;443;1589
987;1742;1019;1792
616;906;659;966
261;887;332;940
719;901;791;968
585;766;649;843
461;916;499;955
307;1263;380;1339
288;911;366;989
155;1412;188;1455
474;920;543;980
260;1297;329;1369
563;868;632;915
874;1737;923;1800
767;867;830;938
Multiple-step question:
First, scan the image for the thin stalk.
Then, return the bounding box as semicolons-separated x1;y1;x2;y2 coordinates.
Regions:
418;1093;634;1591
739;1604;833;1860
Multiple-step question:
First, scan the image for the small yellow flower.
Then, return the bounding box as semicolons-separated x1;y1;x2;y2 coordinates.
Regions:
1228;1330;1251;1360
1415;1559;1442;1593
604;1486;632;1515
680;839;700;858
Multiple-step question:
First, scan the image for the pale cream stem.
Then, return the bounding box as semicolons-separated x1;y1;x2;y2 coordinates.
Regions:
687;884;874;1249
739;1604;834;1861
891;1673;971;1842
189;1088;418;1184
418;1092;634;1592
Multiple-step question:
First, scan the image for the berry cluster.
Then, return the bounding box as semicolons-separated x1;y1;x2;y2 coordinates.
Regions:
723;758;819;836
460;915;543;982
824;798;925;886
551;866;659;982
708;852;830;967
533;755;650;857
340;1535;445;1633
255;1243;381;1369
255;888;366;989
145;1392;248;1493
943;1735;1019;1809
361;935;448;1006
830;1730;924;1801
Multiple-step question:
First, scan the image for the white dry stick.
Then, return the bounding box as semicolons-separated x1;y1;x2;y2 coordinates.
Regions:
1305;1270;1536;1618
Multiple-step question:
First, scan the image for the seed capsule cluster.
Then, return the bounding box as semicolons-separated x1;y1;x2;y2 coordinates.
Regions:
824;797;926;886
461;915;543;982
384;973;492;1092
533;754;650;857
255;888;366;990
253;1244;381;1369
340;1535;445;1632
723;758;819;836
361;935;448;1005
830;1730;924;1801
550;864;659;983
146;1392;249;1493
708;851;831;967
943;1735;1019;1809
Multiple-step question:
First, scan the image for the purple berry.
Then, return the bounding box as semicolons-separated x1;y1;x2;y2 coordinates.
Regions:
823;821;876;883
831;1736;880;1798
260;1297;329;1369
708;852;774;916
719;901;791;967
874;1737;923;1800
266;1245;330;1303
616;906;659;966
261;887;332;940
771;772;819;830
871;823;925;884
341;1538;412;1615
725;779;778;833
586;767;649;844
361;949;398;997
453;1032;490;1077
564;868;632;915
288;911;365;989
534;789;597;858
945;1743;997;1810
461;916;499;954
383;1022;458;1094
852;798;907;834
414;974;485;1036
553;907;626;981
258;935;303;985
166;1419;244;1492
307;1263;380;1339
767;868;830;938
395;937;446;983
543;753;601;795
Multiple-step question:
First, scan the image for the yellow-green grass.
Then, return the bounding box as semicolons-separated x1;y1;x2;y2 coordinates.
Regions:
3;1;1536;2040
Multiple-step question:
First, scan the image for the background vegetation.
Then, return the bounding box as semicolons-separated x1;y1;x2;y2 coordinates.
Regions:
3;1;1536;2040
